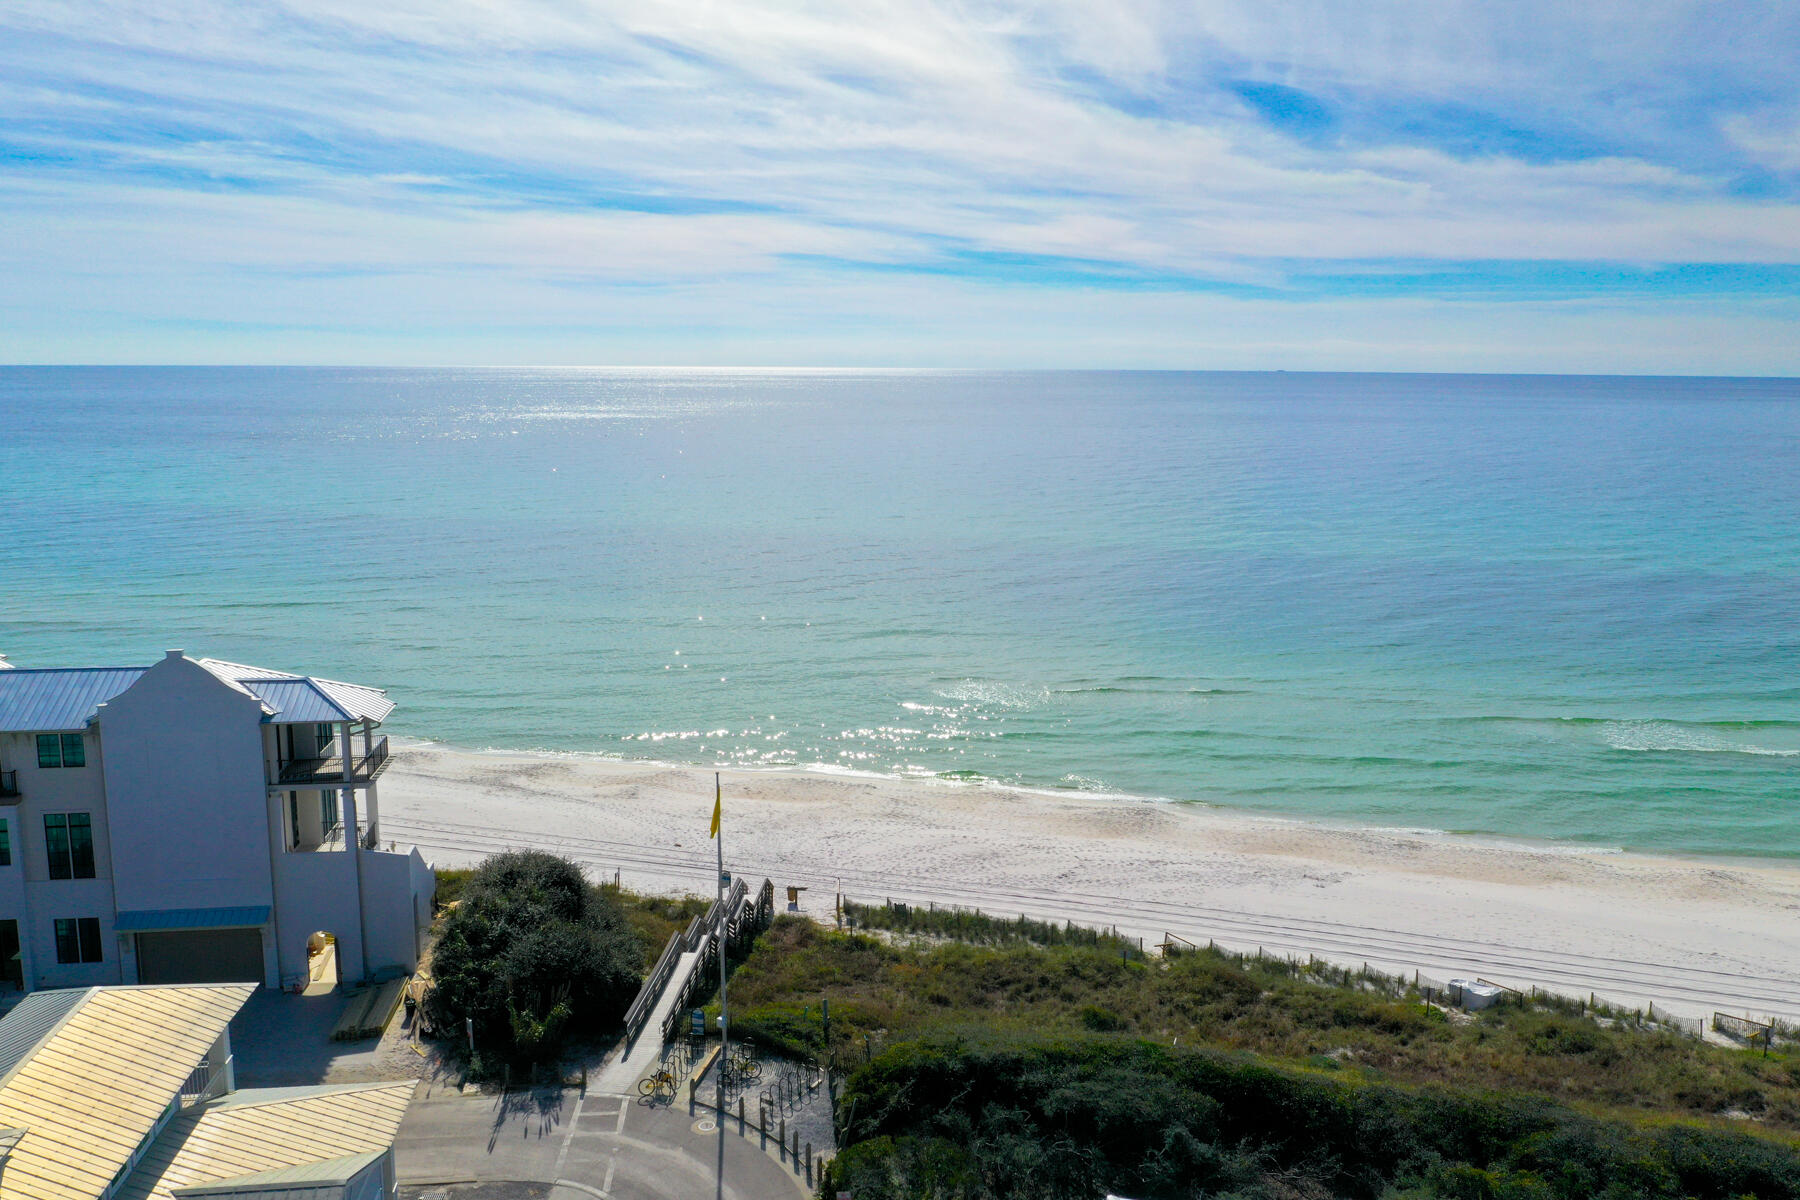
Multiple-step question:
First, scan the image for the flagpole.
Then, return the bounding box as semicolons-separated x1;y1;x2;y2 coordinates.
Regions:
715;771;727;1200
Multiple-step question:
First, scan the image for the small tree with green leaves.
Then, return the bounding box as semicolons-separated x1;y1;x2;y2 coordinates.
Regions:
426;851;641;1065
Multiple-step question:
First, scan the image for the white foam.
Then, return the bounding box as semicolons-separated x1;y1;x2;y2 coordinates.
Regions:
1602;720;1798;757
933;680;1051;710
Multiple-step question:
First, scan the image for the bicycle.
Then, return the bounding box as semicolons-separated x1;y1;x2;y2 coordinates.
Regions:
728;1048;762;1081
637;1067;676;1100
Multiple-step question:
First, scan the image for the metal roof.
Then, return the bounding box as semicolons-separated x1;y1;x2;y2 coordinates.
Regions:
0;657;392;733
0;984;254;1200
115;906;272;932
310;677;394;723
235;680;351;724
0;668;146;732
167;1149;385;1194
194;659;297;682
0;989;89;1085
120;1082;415;1200
197;660;394;725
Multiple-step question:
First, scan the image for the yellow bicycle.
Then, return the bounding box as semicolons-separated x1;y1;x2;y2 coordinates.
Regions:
637;1067;676;1100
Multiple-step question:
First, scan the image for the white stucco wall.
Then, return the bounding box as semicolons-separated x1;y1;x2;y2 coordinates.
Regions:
0;727;124;988
360;847;431;977
270;840;367;986
4;727;114;889
94;653;275;916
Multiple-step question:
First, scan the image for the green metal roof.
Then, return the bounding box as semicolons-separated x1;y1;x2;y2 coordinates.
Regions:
114;906;271;932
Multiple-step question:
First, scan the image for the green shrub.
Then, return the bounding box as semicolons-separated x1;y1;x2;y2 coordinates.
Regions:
432;866;475;910
830;1036;1800;1200
425;851;642;1063
723;919;1800;1131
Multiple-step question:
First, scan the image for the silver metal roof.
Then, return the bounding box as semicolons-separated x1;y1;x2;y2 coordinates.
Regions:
195;659;297;682
0;658;391;732
310;677;395;723
198;660;394;724
238;679;395;725
0;989;89;1084
0;669;145;733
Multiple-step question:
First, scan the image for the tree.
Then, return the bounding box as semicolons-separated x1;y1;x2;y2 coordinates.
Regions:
426;851;642;1063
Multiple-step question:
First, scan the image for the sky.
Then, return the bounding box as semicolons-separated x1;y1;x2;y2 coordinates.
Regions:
2;1;1798;371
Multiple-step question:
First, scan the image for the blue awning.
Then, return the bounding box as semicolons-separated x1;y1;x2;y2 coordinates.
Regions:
114;906;271;932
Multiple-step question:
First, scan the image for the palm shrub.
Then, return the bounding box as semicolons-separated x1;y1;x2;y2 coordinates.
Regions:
426;851;642;1063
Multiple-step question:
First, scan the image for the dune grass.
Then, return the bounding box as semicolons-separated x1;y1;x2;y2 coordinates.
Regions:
728;916;1800;1134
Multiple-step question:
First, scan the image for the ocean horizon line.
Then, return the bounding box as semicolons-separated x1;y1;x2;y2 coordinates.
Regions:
5;363;1800;381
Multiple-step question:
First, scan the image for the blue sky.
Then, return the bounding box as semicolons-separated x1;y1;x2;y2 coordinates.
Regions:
2;1;1798;370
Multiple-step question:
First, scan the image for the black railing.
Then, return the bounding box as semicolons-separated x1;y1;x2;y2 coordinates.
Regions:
0;770;17;800
275;735;391;786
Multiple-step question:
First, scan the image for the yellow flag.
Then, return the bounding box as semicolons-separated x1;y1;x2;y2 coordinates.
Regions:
710;778;721;839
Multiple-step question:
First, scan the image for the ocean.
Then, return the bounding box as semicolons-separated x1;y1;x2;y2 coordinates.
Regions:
2;367;1796;859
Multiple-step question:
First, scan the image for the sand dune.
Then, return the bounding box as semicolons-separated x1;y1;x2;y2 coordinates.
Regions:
377;744;1800;1025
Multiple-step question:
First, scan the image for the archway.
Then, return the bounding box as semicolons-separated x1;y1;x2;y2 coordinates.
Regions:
304;930;340;994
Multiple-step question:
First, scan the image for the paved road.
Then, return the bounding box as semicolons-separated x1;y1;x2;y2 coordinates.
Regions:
396;1079;813;1200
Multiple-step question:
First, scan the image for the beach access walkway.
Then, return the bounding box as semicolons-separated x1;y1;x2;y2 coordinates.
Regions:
593;947;702;1093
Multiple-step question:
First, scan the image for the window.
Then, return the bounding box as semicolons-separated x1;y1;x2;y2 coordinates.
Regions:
44;813;95;880
321;788;339;834
54;917;102;964
0;819;9;868
315;723;335;756
35;733;85;768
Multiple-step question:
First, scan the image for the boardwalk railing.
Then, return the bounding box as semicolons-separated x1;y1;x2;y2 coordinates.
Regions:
622;930;687;1053
659;877;773;1046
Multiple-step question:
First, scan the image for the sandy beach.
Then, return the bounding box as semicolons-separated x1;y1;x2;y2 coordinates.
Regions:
378;743;1800;1025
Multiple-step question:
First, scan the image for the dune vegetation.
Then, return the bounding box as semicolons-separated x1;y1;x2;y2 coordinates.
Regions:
715;910;1800;1199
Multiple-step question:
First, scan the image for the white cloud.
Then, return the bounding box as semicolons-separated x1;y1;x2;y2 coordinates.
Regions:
1;0;1796;364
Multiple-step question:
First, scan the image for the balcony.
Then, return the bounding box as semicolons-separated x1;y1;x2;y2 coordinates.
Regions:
179;1054;232;1107
273;735;390;787
0;770;17;804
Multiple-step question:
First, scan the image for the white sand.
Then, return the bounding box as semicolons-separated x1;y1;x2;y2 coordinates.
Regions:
377;744;1800;1025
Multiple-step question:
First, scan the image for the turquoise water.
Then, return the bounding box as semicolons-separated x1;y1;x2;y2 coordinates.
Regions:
2;368;1796;858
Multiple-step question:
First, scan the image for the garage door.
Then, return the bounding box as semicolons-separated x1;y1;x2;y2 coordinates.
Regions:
136;928;265;984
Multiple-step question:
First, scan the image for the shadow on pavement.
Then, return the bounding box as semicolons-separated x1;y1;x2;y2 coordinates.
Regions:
229;987;385;1085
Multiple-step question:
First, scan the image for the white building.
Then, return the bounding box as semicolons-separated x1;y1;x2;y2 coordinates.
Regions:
0;651;434;994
